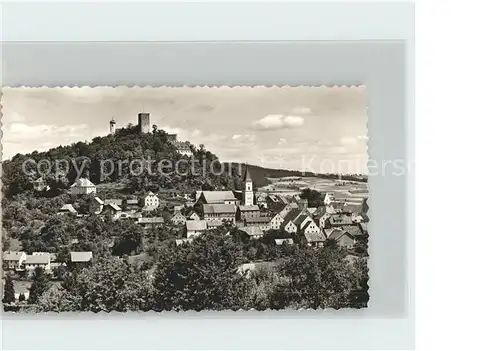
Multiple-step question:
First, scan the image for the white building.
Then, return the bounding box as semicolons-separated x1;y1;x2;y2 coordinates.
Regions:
142;191;160;210
172;141;193;157
70;178;97;196
24;253;51;271
3;251;27;270
186;220;208;238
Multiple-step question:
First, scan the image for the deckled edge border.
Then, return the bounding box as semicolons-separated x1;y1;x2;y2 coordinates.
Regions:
0;84;371;316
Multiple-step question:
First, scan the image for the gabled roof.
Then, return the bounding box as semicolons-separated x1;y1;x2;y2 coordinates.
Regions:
244;167;253;182
70;178;95;188
59;204;77;213
146;191;157;197
3;251;26;261
105;203;122;212
201;191;237;203
172;211;186;219
281;209;301;228
104;199;123;207
293;214;309;226
343;224;363;236
203;204;237;214
186;220;207;231
93;197;104;205
238;205;260;211
70;251;93;263
172;141;191;151
239;226;264;237
24;253;50;265
304;230;326;243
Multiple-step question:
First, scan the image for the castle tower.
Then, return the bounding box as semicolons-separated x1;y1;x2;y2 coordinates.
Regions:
109;118;116;134
138;113;151;133
243;167;254;206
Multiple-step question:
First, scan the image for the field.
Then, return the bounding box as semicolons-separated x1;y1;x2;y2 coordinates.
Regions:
258;176;369;202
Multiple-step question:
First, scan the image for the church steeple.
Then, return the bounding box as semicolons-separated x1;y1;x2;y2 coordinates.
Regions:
243;167;254;206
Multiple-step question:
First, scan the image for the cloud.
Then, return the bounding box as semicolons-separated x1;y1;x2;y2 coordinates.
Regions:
278;138;287;145
232;134;242;140
252;114;305;130
291;107;311;114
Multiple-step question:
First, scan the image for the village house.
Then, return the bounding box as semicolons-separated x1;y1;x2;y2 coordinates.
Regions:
313;206;336;229
269;212;286;230
202;204;237;223
281;209;301;234
293;213;313;231
186;220;208;238
172;141;193;157
102;203;122;220
126;198;140;211
207;219;224;230
70;178;97;196
89;196;104;214
136;217;165;229
57;204;77;215
274;238;295;246
70;251;93;267
171;211;187;225
175;238;194;246
256;194;268;208
187;211;201;221
237;205;261;221
3;251;27;270
141;191;160;210
23;253;51;271
303;230;326;247
244;216;271;231
302;220;321;236
197;191;239;206
324;228;357;249
327;214;354;228
239;226;264;239
32;176;47;192
174;205;185;212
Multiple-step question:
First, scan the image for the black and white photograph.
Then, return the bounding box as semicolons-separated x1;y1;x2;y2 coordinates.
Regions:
1;86;369;312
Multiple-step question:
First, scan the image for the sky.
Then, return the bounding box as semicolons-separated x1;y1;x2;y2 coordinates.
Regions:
1;86;368;174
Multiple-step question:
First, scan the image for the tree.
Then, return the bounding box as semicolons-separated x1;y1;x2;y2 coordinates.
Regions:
2;274;16;304
28;267;52;304
299;188;323;208
18;293;26;302
154;232;248;311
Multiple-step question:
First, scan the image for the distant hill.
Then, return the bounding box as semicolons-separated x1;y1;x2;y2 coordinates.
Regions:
226;163;367;189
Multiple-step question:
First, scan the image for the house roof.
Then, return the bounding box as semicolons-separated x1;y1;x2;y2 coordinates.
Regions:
282;209;301;226
293;214;309;226
240;226;264;237
201;191;237;203
70;251;93;263
24;254;50;265
142;205;157;212
146;191;157;197
343;224;363;236
93;197;104;205
238;205;260;211
304;230;326;243
3;251;26;261
70;178;95;188
137;217;165;224
127;199;139;205
104;199;123;206
105;203;122;212
203;203;237;214
172;211;186;219
245;217;271;224
186;220;207;231
275;238;294;245
59;204;77;213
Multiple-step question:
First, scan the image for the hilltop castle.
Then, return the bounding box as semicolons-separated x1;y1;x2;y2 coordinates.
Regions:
109;112;177;142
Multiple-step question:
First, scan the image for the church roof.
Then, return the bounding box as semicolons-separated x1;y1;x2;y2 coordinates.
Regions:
244;167;252;182
201;191;237;203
